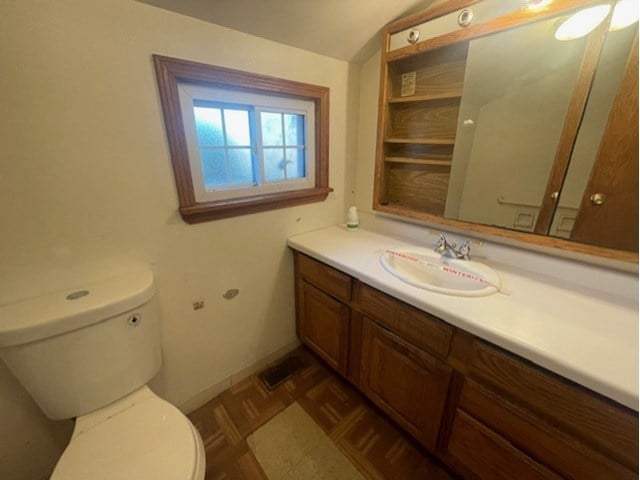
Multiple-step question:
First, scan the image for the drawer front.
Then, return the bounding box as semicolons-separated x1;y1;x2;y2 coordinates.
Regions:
297;253;352;302
458;378;637;480
359;284;452;359
468;341;639;471
447;410;562;480
397;305;453;359
361;318;452;452
358;283;399;326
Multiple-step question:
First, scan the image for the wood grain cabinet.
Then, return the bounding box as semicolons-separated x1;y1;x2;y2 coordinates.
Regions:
292;252;639;479
298;281;350;376
445;334;638;480
360;318;452;452
295;254;351;376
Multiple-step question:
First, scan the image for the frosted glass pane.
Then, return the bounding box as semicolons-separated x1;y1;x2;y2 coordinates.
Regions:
284;114;304;146
228;148;254;184
200;149;227;187
286;148;305;178
194;107;223;146
261;112;283;146
224;109;250;146
263;148;285;181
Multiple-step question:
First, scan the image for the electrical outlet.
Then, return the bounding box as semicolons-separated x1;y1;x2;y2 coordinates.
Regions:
192;300;205;310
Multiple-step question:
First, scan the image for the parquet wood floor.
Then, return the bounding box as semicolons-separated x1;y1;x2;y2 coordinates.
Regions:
188;347;455;480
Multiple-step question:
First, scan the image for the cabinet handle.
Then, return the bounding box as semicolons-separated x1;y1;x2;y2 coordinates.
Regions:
590;193;606;205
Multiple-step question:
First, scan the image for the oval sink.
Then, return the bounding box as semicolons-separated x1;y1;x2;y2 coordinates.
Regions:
380;249;502;297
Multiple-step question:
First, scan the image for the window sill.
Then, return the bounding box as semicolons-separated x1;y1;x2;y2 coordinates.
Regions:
179;186;333;223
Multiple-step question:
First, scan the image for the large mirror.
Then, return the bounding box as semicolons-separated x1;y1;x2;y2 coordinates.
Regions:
375;1;638;259
444;7;637;250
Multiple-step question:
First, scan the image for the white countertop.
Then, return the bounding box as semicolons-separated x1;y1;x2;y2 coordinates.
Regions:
288;225;639;410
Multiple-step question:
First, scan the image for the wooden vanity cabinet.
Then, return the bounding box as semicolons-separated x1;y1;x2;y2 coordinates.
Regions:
360;318;452;452
293;252;638;478
295;253;351;376
445;332;638;480
357;283;454;451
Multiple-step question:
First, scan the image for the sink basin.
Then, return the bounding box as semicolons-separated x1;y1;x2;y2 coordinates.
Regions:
380;249;502;297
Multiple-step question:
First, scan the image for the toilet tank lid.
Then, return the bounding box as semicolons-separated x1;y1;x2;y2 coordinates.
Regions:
0;270;156;348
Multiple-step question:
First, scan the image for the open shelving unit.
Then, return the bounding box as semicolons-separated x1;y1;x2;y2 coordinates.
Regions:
376;40;469;216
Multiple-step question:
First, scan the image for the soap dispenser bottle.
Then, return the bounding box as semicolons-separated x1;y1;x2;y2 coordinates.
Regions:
347;206;359;230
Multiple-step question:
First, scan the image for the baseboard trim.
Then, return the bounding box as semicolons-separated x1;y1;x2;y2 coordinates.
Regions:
177;340;300;414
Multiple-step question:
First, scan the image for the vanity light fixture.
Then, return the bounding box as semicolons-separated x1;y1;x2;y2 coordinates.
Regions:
610;0;639;31
554;4;611;41
525;0;554;11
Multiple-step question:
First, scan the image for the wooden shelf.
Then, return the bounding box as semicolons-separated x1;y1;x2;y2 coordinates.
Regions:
385;137;455;145
388;91;462;103
385;156;452;166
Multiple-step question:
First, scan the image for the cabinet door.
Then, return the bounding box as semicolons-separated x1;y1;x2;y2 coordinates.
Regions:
299;280;349;376
360;318;452;452
570;36;638;251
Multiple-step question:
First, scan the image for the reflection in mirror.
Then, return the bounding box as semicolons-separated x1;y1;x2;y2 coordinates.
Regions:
550;22;638;244
375;1;638;259
444;14;590;232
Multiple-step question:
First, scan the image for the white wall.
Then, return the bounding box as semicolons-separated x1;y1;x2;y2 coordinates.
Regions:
0;1;359;478
355;52;381;214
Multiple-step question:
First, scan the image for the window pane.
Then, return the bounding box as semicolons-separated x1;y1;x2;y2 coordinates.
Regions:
228;148;254;184
286;148;305;178
194;107;223;146
200;149;227;187
263;148;285;181
223;109;250;146
284;114;304;146
261;112;283;146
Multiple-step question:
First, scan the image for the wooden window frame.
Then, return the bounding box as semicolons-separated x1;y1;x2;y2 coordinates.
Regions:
153;55;331;223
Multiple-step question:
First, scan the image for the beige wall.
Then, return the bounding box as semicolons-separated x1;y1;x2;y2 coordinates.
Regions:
355;52;381;214
0;1;359;478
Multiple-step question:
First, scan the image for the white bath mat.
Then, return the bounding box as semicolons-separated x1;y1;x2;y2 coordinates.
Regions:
247;403;365;479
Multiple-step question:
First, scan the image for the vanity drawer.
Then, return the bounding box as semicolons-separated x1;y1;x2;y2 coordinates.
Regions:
397;305;453;360
296;253;352;302
358;283;400;325
358;284;453;359
467;340;639;471
458;379;637;480
447;410;562;480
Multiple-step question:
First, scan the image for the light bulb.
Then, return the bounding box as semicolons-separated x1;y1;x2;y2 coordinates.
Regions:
526;0;554;11
555;4;612;41
610;0;639;31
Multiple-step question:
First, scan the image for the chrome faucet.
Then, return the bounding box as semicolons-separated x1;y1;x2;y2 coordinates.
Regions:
434;234;471;260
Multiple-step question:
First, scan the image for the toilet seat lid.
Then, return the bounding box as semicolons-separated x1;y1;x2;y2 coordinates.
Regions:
51;397;200;480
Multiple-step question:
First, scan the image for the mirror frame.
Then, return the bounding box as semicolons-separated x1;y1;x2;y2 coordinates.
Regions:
372;0;638;264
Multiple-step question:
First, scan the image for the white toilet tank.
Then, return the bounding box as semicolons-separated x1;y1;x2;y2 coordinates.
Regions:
0;270;161;420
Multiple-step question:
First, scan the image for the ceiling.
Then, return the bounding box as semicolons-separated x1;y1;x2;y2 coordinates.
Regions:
136;0;434;63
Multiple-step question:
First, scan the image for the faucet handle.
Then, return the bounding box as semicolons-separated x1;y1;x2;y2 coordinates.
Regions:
434;234;448;253
457;241;471;260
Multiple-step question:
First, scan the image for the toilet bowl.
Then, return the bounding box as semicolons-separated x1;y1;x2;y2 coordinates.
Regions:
0;270;205;480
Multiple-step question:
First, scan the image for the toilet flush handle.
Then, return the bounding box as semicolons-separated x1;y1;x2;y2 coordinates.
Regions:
128;314;141;326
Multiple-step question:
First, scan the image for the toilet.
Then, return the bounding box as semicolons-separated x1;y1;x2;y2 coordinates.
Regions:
0;270;205;479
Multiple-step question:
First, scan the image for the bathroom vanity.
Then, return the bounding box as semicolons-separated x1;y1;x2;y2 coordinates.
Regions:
288;226;638;480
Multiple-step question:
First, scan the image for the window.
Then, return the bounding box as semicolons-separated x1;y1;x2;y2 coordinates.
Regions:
179;85;316;202
153;55;331;223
